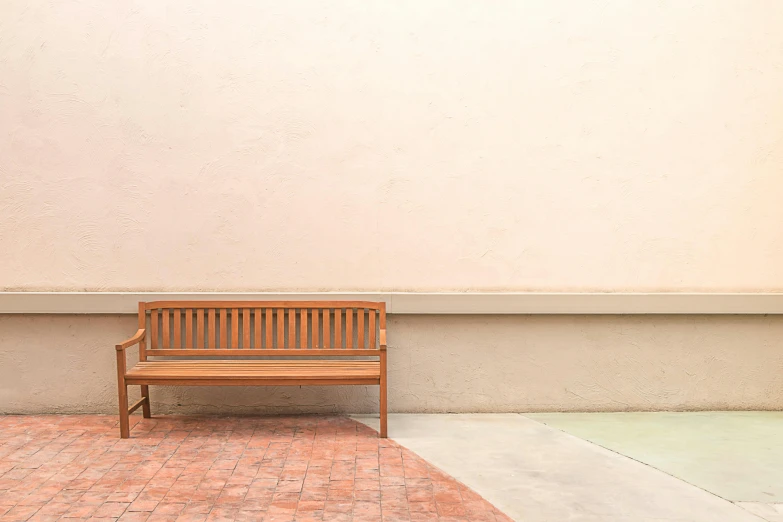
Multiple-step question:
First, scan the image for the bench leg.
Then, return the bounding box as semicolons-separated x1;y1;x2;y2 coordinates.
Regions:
140;385;151;418
117;380;130;439
116;350;130;439
380;351;388;438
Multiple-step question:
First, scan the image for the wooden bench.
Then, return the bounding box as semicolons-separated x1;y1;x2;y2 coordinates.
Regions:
115;301;387;438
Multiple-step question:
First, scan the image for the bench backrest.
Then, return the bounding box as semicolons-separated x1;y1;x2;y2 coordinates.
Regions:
138;301;386;357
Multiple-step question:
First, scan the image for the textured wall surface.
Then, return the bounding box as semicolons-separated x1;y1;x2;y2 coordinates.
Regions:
2;314;782;414
1;0;783;292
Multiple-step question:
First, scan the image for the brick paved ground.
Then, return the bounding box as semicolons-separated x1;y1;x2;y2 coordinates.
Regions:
0;415;513;522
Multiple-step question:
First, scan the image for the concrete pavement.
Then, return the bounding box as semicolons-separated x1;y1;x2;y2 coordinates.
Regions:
354;413;780;522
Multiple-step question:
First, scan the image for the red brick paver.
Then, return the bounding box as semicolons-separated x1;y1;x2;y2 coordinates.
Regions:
0;415;513;522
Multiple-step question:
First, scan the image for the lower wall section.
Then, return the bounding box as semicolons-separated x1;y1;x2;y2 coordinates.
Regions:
1;314;782;414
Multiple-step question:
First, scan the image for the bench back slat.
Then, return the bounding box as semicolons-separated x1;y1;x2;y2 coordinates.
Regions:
346;311;353;348
197;310;205;347
299;309;307;348
208;309;216;348
288;310;296;348
173;310;182;347
334;309;342;348
231;308;239;348
185;309;193;348
243;309;251;349
369;310;376;349
150;309;159;350
219;309;228;347
323;309;331;348
138;302;148;359
140;301;385;356
309;309;316;347
357;308;365;349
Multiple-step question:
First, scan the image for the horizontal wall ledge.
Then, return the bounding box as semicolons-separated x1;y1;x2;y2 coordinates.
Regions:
0;292;782;315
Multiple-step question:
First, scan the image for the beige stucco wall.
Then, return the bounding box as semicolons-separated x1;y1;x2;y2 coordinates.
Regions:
2;314;781;414
2;2;782;414
2;0;783;293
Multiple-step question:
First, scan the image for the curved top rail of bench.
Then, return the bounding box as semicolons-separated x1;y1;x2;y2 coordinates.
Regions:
143;300;385;310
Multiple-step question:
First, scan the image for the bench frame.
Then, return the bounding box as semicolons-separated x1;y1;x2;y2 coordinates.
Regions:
116;301;387;438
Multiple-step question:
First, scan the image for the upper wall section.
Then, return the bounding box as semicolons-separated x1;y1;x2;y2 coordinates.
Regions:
1;1;782;292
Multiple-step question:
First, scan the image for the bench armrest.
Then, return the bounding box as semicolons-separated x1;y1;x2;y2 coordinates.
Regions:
380;329;387;350
116;329;146;351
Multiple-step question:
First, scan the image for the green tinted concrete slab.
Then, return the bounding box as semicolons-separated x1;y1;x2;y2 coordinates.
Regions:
524;411;783;503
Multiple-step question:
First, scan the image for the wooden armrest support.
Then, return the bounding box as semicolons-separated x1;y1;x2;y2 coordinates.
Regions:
116;329;146;351
380;329;387;350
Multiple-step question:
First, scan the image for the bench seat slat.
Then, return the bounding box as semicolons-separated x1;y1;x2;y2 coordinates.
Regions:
126;378;379;386
126;360;380;380
145;349;379;356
